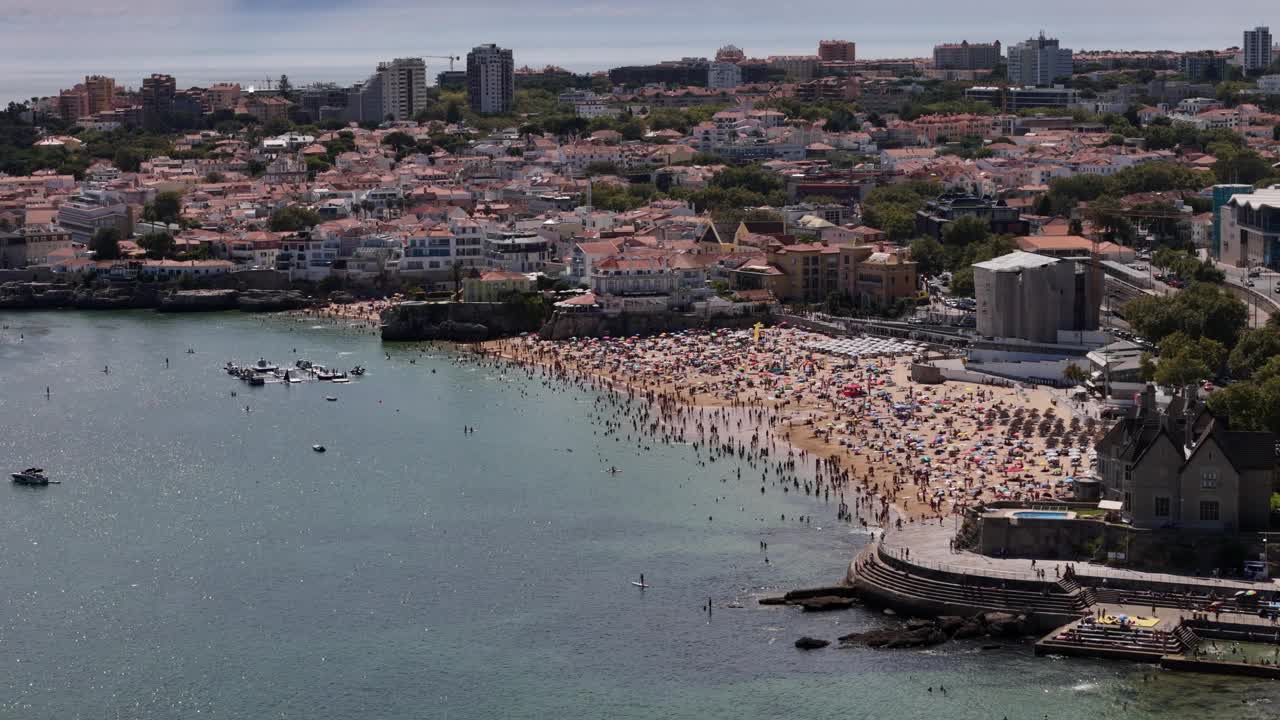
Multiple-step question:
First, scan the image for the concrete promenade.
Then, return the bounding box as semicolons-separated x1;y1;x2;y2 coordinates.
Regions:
881;517;1277;592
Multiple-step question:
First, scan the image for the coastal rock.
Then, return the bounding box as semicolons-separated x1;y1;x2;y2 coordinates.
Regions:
984;613;1027;638
839;626;946;649
236;289;310;312
981;644;1003;651
783;586;858;602
798;596;856;612
886;628;947;649
904;618;934;631
937;616;966;634
158;289;239;312
952;621;985;640
758;596;789;606
795;636;830;650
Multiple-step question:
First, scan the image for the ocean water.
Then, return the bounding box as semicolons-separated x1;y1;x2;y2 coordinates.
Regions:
1;310;1278;719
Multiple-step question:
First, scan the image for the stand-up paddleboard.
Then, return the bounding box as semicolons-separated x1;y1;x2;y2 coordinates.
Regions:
632;582;650;588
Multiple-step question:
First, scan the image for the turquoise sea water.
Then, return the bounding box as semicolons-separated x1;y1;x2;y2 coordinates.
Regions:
2;310;1279;719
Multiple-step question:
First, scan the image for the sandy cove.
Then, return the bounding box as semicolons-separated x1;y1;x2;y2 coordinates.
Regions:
478;327;1105;533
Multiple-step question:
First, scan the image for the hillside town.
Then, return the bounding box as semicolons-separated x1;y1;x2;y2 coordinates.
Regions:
12;22;1280;688
2;32;1280;398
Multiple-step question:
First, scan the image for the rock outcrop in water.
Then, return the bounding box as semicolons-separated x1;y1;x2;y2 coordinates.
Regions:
0;282;313;314
380;301;546;342
837;612;1031;650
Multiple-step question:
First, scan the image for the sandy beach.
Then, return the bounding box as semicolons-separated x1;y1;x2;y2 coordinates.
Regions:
479;327;1105;533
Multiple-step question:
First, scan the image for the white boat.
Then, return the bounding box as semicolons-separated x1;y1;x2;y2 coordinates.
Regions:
252;358;278;373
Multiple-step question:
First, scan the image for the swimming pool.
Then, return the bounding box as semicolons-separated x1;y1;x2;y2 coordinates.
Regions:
1013;511;1071;519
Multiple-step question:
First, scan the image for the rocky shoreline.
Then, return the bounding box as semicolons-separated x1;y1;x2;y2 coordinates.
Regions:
768;586;1034;652
0;282;315;314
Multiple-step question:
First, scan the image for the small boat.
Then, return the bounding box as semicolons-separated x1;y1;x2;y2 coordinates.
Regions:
330;377;351;384
11;468;52;485
325;396;338;402
312;445;326;453
350;366;366;376
252;358;278;373
246;376;265;386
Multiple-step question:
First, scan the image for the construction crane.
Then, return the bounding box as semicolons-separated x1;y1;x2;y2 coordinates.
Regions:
425;55;462;71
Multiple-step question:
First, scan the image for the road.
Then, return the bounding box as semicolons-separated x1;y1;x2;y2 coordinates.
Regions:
1214;261;1280;328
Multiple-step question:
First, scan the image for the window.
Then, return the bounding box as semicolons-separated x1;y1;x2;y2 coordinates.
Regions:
1154;497;1170;517
1199;501;1220;522
1200;469;1218;489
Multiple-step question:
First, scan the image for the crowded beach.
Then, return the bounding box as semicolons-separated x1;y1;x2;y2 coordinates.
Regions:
482;326;1104;532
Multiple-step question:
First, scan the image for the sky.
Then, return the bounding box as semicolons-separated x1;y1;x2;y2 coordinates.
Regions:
1;0;1275;102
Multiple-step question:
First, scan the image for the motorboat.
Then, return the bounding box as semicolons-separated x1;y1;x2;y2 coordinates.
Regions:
350;366;366;376
330;376;350;384
252;358;278;373
11;468;51;485
325;396;338;401
312;445;326;453
295;359;314;370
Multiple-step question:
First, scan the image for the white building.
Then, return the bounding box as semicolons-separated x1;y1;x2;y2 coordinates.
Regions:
1243;26;1273;72
1007;33;1073;87
707;62;742;90
1259;75;1280;94
379;58;428;122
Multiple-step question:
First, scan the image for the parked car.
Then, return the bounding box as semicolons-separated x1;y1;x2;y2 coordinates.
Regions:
1248;266;1262;277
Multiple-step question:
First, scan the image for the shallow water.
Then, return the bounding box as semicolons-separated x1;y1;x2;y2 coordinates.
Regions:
1;310;1278;719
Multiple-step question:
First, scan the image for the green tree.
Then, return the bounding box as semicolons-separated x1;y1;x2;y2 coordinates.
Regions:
1153;331;1225;387
137;232;176;259
113;147;142;172
908;237;946;277
1063;363;1089;384
941;215;990;246
450;260;465;297
1123;282;1247;347
268;205;322;232
382;131;416;151
145;191;183;224
90;227;121;260
1228;326;1280;379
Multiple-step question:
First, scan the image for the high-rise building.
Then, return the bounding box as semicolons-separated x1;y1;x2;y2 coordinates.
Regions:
1006;34;1073;86
707;62;743;89
933;41;1002;70
141;73;176;126
83;75;115;114
467;44;515;115
378;57;428;121
818;40;856;62
1179;51;1230;81
1243;26;1272;72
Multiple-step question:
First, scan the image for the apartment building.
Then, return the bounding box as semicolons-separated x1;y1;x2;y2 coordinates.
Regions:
1006;33;1073;86
818;40;856;62
933;41;1001;70
1243;26;1272;72
468;44;515;115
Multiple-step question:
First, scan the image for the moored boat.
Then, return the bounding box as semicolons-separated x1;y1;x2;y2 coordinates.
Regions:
11;468;51;485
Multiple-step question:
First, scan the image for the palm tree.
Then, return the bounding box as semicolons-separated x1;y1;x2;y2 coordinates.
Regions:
449;260;464;299
1062;363;1089;385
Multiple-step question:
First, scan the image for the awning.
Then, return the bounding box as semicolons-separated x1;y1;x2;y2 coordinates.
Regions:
1098;500;1123;510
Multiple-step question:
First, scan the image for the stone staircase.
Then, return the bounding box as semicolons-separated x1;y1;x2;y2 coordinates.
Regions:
1043;622;1184;659
851;546;1088;626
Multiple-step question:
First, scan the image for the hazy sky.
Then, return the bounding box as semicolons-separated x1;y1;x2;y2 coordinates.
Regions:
1;0;1274;102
